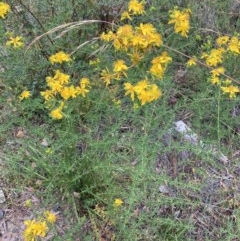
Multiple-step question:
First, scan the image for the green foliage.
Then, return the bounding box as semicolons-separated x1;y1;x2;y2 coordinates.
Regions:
1;0;240;240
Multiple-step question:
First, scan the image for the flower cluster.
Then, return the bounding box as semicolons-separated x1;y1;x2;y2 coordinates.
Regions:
44;211;57;223
188;35;240;98
19;90;31;101
203;48;225;67
186;56;197;66
24;220;48;241
221;85;239;98
187;35;240;98
41;51;91;119
124;79;162;105
168;7;191;37
0;6;24;48
113;198;123;208
100;23;162;52
121;0;145;20
23;211;57;241
0;1;10;19
99;0;172;106
150;51;172;79
6;36;24;48
49;51;71;64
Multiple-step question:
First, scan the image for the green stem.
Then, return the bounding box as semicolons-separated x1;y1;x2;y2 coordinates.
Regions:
217;85;221;147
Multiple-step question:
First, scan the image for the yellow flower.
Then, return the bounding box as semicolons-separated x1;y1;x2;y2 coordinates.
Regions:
135;79;149;93
223;78;231;86
221;85;239;98
131;34;145;48
19;90;31;101
75;86;89;97
211;67;225;77
146;32;163;47
44;211;57;223
152;52;172;65
136;84;162;105
100;68;114;86
50;102;64;119
6;36;24;48
113;60;128;75
0;2;10;18
210;76;220;85
150;62;166;79
205;48;225;66
227;36;240;54
186;57;197;66
128;50;143;66
136;23;156;36
121;11;132;21
137;90;151;105
117;24;133;37
147;84;162;101
40;89;54;101
76;78;90;97
53;70;70;85
100;68;118;86
46;70;70;93
49;51;71;64
216;36;229;46
113;198;123;208
124;82;136;101
128;0;145;15
113;38;123;50
24;219;48;241
24;199;32;208
168;8;191;37
60;85;77;100
116;24;133;50
201;52;208;59
100;31;115;42
46;78;63;93
45;148;53;154
80;77;90;88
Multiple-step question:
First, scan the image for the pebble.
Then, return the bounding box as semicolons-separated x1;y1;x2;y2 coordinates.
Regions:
0;209;5;219
52;203;61;212
0;188;6;203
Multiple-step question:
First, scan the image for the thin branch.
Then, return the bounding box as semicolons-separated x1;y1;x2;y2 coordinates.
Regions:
26;20;113;51
70;37;99;55
17;0;54;45
162;43;240;85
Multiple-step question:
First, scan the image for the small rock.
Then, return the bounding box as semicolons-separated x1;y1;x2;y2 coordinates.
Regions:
0;209;5;219
159;185;171;194
174;121;198;145
0;188;6;203
16;130;24;138
52;203;61;212
174;210;181;219
41;138;49;147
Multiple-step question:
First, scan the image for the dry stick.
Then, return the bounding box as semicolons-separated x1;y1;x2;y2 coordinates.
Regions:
26;20;113;52
25;21;79;51
87;43;110;59
53;20;105;39
70;37;100;56
17;0;54;46
162;43;240;85
198;28;224;35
